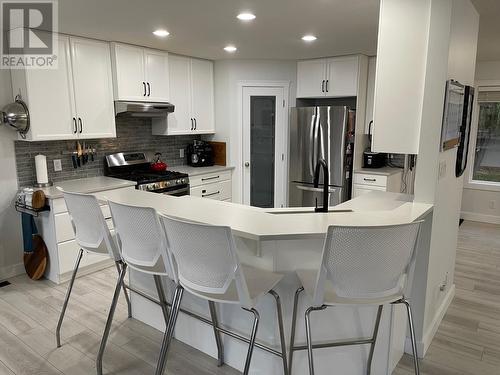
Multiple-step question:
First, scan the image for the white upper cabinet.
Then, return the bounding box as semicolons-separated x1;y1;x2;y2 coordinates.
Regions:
111;43;169;102
10;34;115;141
152;56;214;136
326;56;359;97
297;59;327;98
144;50;169;102
365;56;377;135
190;58;214;133
70;37;115;139
296;55;361;98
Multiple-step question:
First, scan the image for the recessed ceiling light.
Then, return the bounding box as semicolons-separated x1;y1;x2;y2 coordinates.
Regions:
237;12;256;21
224;45;237;53
302;35;317;42
153;29;170;37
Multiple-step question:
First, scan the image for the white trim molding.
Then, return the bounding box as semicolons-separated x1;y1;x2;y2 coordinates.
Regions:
461;211;500;225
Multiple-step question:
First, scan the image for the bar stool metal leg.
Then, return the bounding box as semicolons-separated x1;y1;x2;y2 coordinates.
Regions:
367;305;383;374
155;285;184;375
288;286;304;374
115;261;132;318
56;248;84;348
269;290;289;375
208;301;224;366
305;305;327;375
153;275;170;324
400;298;420;375
242;308;260;375
96;263;127;375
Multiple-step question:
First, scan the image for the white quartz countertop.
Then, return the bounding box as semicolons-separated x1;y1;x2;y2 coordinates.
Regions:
95;189;433;241
354;167;404;176
171;165;234;177
39;177;136;199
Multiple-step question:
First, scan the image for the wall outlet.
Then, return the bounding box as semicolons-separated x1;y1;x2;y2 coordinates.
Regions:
489;200;497;210
179;148;185;158
438;161;447;179
53;159;62;172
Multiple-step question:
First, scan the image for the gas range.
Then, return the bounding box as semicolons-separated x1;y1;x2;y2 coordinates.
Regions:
105;152;190;195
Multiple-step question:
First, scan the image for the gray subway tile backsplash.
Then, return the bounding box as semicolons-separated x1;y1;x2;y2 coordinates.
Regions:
14;118;200;187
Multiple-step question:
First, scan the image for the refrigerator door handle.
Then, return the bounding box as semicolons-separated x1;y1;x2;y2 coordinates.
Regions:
309;111;316;177
296;185;338;194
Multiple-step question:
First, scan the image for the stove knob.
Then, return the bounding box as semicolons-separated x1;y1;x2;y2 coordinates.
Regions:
165;181;170;187
176;179;182;184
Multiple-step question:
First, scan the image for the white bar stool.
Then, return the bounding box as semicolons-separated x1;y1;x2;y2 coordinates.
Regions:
55;190;131;348
96;200;178;375
158;214;289;375
289;223;422;375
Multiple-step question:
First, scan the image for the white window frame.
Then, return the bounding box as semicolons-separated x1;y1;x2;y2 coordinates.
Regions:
464;80;500;192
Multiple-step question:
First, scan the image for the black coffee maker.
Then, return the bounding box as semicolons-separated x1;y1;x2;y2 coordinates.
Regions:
187;140;214;167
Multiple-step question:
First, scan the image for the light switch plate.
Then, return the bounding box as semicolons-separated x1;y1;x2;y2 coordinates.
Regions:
53;159;62;172
438;161;446;179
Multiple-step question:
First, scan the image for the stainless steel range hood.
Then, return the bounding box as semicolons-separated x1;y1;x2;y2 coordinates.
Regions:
114;101;174;118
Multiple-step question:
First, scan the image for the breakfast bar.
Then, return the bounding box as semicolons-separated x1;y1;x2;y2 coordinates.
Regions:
95;188;433;375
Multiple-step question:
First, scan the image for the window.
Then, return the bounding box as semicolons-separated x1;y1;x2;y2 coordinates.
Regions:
471;88;500;184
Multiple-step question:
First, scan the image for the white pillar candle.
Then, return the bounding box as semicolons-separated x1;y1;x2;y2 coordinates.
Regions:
35;154;49;184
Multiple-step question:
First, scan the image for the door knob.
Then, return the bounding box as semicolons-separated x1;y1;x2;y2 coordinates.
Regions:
244;161;250;167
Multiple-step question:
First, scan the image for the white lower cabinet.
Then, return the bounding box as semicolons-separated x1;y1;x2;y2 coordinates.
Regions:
38;186;134;284
189;170;232;201
352;170;402;198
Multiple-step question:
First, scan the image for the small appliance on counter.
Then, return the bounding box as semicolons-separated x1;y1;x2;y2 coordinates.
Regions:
363;121;387;169
187;140;214;167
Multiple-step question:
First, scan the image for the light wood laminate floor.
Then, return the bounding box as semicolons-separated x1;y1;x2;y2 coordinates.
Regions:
0;220;498;375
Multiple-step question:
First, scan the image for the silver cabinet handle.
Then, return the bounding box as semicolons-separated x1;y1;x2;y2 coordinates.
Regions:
244;162;250;167
202;191;220;198
190;118;194;131
194;118;197;130
201;175;219;181
363;178;377;182
296;185;337;193
326;79;329;92
72;117;77;134
147;82;151;96
321;80;325;93
142;82;147;96
78;118;83;133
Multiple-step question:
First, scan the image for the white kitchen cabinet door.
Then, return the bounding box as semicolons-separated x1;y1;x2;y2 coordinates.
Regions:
70;37;116;139
365;56;377;134
145;49;169;102
297;59;327;98
111;43;146;101
12;34;77;140
153;55;192;135
326;56;359;97
190;58;215;133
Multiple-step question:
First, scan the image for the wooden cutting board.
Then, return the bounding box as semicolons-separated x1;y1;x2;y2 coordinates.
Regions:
24;234;48;280
208;141;226;166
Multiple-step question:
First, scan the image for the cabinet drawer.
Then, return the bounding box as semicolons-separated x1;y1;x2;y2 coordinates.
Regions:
353;173;387;187
55;211;113;243
190;180;231;201
352;184;386;198
57;239;110;275
189;170;231;187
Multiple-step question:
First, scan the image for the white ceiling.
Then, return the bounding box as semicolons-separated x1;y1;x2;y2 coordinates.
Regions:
471;0;500;61
58;0;381;60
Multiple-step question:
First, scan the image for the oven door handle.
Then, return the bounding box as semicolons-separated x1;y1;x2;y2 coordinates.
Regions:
160;186;190;195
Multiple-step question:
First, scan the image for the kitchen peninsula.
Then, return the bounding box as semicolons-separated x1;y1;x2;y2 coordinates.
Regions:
95;188;432;375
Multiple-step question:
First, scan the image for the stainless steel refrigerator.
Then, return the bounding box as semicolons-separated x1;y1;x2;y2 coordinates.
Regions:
288;106;355;207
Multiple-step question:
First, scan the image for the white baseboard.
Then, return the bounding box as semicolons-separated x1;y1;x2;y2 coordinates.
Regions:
404;284;455;358
461;211;500;225
0;262;25;281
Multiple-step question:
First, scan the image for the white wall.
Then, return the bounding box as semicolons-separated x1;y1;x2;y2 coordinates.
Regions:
210;60;297;203
460;60;500;224
0;70;23;279
417;0;479;354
